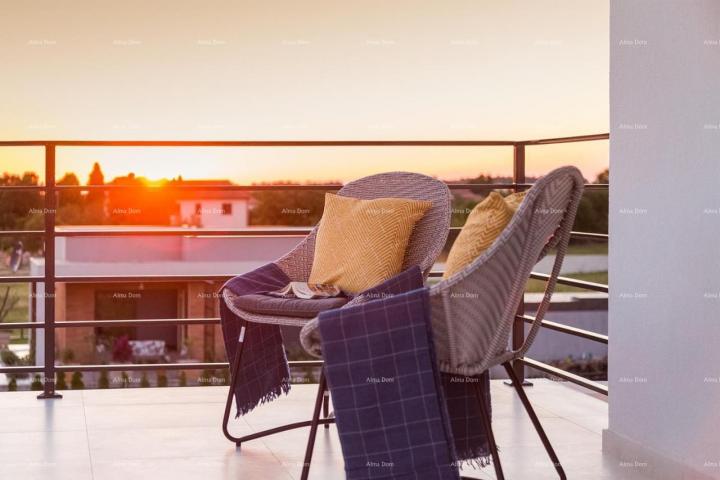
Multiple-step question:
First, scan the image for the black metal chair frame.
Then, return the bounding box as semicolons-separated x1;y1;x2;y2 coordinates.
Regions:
221;319;334;449
222;320;566;480
300;362;565;480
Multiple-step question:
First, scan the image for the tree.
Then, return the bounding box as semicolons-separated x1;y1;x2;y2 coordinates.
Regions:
459;173;500;195
0;286;20;323
56;173;90;226
86;162;105;203
98;370;110;389
71;371;85;389
249;181;339;226
57;173;82;206
573;169;609;234
0;172;43;251
596;168;609;184
1;348;29;382
449;196;478;228
56;371;67;390
85;162;107;223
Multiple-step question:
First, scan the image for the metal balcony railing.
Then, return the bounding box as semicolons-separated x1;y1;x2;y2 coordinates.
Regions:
0;134;609;398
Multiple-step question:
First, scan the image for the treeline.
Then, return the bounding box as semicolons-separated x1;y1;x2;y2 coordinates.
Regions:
0;167;608;254
573;169;608;234
248;181;341;226
1;165;108;250
449;169;608;234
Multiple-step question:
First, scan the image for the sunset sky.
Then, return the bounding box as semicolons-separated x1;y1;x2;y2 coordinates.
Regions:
0;0;608;184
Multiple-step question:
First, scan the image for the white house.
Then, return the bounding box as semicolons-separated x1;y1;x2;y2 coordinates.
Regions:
172;180;249;228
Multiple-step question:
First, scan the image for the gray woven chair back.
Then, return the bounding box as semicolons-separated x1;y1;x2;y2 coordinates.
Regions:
429;166;584;376
276;171;452;281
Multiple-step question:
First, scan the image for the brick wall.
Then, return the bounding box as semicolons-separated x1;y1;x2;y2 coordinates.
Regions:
59;282;225;367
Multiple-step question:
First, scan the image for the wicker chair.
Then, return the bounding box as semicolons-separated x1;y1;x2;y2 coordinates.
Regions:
300;166;585;480
221;172;452;449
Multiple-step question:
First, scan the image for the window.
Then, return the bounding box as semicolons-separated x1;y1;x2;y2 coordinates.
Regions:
221;203;232;215
95;288;180;351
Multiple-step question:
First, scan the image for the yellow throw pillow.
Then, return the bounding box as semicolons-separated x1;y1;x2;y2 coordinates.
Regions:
443;191;526;279
308;193;432;293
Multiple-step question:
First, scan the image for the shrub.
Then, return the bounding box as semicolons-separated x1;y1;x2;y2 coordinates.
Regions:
120;371;130;388
1;349;30;380
71;371;84;389
56;371;67;390
200;369;214;386
179;371;187;387
98;370;110;389
61;348;75;364
31;374;43;391
550;355;607;381
0;348;19;365
140;372;150;388
157;372;168;388
8;377;17;391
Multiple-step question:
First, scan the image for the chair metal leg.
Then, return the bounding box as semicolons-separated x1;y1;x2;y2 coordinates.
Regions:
473;378;504;480
300;370;328;480
222;321;248;447
221;321;336;447
322;383;330;429
503;362;566;480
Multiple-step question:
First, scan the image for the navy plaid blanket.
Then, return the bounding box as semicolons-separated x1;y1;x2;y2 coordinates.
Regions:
318;285;491;479
353;265;423;305
220;263;292;416
219;264;428;417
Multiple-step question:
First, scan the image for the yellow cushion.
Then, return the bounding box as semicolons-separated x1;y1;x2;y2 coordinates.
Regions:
443;191;526;279
309;193;432;293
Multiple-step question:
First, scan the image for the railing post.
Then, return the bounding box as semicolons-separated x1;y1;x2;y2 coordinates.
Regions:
509;143;531;386
38;144;61;399
30;282;37;367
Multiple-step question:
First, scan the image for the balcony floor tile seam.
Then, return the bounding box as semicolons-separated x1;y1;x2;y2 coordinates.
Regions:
553;415;607;435
80;399;228;406
83;424;252;433
80;390;97;480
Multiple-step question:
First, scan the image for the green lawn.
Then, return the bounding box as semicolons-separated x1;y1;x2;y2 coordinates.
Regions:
0;283;30;323
526;271;608;293
565;243;608;255
0;262;32;344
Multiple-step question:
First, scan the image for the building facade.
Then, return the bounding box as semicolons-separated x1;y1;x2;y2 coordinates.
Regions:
31;230;303;366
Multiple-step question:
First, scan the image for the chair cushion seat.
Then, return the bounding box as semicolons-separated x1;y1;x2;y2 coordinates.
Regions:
230;293;350;319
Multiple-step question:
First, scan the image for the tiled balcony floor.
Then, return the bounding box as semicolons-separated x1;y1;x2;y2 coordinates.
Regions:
0;380;646;479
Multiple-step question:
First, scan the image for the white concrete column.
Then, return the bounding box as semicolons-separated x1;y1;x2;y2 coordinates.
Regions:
607;1;720;479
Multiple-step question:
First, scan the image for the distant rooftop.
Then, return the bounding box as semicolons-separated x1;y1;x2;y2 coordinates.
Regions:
54;225;309;232
167;179;251;200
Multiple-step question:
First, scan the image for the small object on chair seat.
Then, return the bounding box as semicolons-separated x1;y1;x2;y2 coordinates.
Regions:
231;293;349;318
269;281;343;299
